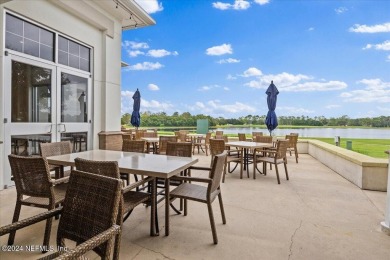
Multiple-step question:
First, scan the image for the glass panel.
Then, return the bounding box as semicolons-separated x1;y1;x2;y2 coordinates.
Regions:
61;73;88;123
24;22;39;42
80;45;89;60
40;44;54;61
79;58;89;72
40;29;53;46
69;41;79;56
69;54;79;69
11;61;52;123
24;38;39;57
58;50;68;66
11;134;51;155
58;36;68;52
5;32;23;52
6;14;23;36
61;132;88;152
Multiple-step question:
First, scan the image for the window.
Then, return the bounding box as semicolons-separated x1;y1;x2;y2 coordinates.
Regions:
5;14;54;61
58;36;90;72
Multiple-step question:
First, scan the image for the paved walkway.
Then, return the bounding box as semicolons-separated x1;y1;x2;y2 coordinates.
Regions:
1;153;389;259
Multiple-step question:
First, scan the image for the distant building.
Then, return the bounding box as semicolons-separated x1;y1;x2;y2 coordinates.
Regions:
0;0;155;189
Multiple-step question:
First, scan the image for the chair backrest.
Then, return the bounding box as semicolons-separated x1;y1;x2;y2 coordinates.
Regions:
135;130;146;140
255;135;273;143
166;142;192;157
215;130;223;136
8;155;53;197
179;133;188;142
252;132;263;138
74;158;120;179
40;141;72;157
238;133;246;141
205;132;212;144
285;134;298;148
209;139;226;156
290;133;299;136
275;140;288;160
122;133;133;141
57;170;122;258
122;140;146;153
158;136;178;154
208;151;227;194
144;132;157;138
214;135;228;142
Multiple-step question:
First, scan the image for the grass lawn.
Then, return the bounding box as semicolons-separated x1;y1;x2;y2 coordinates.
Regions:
300;137;390;159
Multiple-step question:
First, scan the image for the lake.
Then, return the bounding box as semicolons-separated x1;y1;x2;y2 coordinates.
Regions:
214;127;390;139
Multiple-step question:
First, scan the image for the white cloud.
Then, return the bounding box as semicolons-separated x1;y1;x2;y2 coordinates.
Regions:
335;7;348;14
122;41;149;49
241;67;262;77
206;43;233;56
127;50;145;57
223;87;230;91
363;40;390;51
217;58;240;64
254;0;270;5
148;83;160;91
245;72;311;89
308;27;315;31
377;106;390;113
134;0;163;14
227;74;237;80
212;0;250;10
188;100;255;116
349;22;390;33
340;79;390;103
126;62;164;71
278;106;315;114
147;49;179;58
197;85;228;91
282;81;347;92
325;105;341;109
121;90;173;114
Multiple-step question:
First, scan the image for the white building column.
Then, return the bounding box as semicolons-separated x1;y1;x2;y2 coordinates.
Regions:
381;150;390;235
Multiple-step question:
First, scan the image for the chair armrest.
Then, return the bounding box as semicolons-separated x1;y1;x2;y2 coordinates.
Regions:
52;176;70;185
0;207;62;236
171;176;212;184
122;176;154;194
39;225;121;260
189;166;211;171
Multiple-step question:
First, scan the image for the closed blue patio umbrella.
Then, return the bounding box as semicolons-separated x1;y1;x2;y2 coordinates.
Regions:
130;89;141;129
265;81;279;135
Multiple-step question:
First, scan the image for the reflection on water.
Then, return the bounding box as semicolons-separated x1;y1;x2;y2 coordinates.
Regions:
215;127;390;139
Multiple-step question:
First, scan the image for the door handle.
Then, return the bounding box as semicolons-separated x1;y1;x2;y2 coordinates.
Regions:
58;124;66;133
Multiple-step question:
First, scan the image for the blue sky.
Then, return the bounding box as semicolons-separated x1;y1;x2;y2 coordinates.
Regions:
121;0;390;119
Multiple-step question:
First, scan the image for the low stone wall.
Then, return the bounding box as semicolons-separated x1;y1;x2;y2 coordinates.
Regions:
298;139;388;191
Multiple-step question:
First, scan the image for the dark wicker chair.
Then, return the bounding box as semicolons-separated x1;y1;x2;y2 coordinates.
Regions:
40;141;73;179
209;139;242;182
252;131;263;139
169;152;227;244
192;132;211;155
1;170;122;259
158;136;178;154
286;134;299;163
122;140;147;185
74;157;157;259
7;155;69;252
238;133;247;141
254;140;289;184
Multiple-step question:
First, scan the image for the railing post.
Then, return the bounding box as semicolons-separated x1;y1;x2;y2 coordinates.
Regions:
381;150;390;235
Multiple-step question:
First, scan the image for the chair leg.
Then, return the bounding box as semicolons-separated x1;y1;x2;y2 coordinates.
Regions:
222;162;227;183
284;161;289;180
184;199;188;216
42;204;55;253
207;202;218;244
8;201;22;245
218;193;226;224
113;205;124;260
295;148;298;163
275;164;281;184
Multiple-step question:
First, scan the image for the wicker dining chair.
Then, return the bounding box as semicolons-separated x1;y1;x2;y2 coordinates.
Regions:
1;170;122;260
158;136;178;154
254;140;289;184
121;140;147;184
169;151;227;244
238;133;247;141
7;155;69;252
215;130;224;136
40;141;73;179
74;158;157;260
209;139;242;182
252;131;263;139
286;134;299;163
192;132;211;155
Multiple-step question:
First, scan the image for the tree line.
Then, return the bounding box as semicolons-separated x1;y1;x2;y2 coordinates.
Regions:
121;112;390;128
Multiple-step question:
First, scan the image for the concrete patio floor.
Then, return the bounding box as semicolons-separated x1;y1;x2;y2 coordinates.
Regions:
1;153;389;259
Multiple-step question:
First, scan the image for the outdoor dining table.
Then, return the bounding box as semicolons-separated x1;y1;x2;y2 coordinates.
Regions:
225;141;274;178
141;137;159;153
46;149;198;236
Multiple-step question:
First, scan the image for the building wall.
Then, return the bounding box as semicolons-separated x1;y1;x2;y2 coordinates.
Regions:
0;0;124;188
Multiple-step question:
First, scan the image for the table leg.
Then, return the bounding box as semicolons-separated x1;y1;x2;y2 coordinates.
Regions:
165;179;170;236
150;178;158;236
